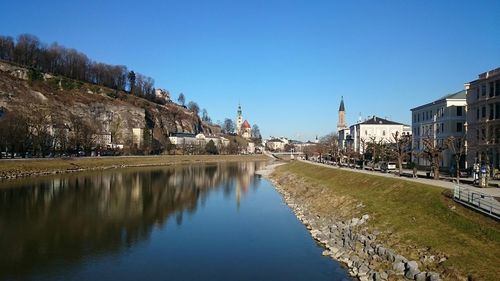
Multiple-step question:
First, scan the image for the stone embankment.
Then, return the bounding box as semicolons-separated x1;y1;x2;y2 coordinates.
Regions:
268;177;442;281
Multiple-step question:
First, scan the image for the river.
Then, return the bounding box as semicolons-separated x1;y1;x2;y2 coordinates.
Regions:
0;161;351;281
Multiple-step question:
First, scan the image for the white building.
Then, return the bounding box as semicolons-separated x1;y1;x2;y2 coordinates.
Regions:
169;133;229;148
411;90;466;168
155;88;171;102
350;116;410;155
338;128;351;150
266;138;285;151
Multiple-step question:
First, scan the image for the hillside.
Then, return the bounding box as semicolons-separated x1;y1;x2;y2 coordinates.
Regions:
0;61;220;153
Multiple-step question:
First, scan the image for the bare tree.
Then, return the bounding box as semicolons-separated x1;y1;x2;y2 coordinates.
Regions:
366;136;384;170
251;124;262;141
223;118;235;134
201;108;212;123
446;136;466;184
187;101;200;115
421;136;447;180
392;131;412;176
178;93;186;106
0;35;15;61
320;132;339;162
127;71;136;95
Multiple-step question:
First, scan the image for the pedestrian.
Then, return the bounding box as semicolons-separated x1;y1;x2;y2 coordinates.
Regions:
473;162;480;185
413;166;417;178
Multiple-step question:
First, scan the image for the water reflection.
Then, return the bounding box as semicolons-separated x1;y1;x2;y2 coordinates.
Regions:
0;161;267;279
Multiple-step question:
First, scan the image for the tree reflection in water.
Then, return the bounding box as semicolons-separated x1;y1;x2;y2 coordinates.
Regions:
0;161;267;279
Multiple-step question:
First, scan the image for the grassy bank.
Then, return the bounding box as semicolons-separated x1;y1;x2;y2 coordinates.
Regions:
273;161;500;281
0;154;270;179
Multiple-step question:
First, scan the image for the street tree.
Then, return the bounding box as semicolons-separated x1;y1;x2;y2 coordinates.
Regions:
392;131;412;176
421;136;448;180
446;136;466;184
320;132;339;161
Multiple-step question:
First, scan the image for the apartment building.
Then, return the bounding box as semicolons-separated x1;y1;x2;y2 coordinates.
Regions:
465;68;500;168
411;91;466;168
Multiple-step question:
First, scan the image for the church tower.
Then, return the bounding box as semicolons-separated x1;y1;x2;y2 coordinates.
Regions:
236;104;243;134
337;96;347;131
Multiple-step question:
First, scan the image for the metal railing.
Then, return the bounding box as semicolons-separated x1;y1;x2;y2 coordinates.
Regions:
453;186;500;220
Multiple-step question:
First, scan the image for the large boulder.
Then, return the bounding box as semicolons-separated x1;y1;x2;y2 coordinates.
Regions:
404;261;420;279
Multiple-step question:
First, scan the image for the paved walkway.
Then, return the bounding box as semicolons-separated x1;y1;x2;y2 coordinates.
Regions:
299;159;500;198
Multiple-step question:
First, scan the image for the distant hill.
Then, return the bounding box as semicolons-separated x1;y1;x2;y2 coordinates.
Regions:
0;60;220;154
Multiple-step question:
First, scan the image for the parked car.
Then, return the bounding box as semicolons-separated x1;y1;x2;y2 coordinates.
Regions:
380;162;397;172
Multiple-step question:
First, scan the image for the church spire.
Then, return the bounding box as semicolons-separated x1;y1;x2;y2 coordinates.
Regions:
337;96;347;131
339;96;345;112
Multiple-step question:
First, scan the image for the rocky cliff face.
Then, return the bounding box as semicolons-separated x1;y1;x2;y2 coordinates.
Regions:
0;61;220;146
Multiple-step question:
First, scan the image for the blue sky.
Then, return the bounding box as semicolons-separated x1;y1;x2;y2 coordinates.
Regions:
2;0;500;141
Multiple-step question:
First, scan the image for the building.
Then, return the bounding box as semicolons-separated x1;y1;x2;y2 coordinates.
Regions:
132;128;144;148
168;132;198;146
411;91;467;168
289;140;317;152
337;96;347;132
336;96;352;150
236;104;243;134
350;116;409;155
235;104;252;139
266;138;285;152
465;67;500;168
155;88;171;102
241;120;251;139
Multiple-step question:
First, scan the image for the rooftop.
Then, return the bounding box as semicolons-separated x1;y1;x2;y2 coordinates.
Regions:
410;90;466;111
242;120;251;129
170;132;196;138
355;116;404;126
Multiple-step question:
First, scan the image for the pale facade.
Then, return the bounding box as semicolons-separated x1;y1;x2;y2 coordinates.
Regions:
266;139;285;151
132;128;144;148
169;133;229;148
338;128;351;150
411;91;466;168
350;116;409;155
155;88;171;102
466;67;500;168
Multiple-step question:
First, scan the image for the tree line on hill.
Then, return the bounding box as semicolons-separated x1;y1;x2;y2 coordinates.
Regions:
0;34;156;98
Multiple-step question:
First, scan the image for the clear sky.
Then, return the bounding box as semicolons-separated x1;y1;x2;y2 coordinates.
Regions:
2;0;499;141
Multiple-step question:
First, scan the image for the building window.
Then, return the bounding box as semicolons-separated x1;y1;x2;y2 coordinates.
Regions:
457;106;463;116
490;104;495;120
456;122;463;133
476;88;479;99
365;130;367;136
490;82;495;98
382;130;386;136
482;84;487;96
477;108;480;119
496;80;500;96
482;106;486;118
477;129;480;140
441;123;444;133
496;103;500;119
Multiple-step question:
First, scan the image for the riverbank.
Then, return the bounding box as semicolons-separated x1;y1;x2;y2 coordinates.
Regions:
0;154;271;180
267;161;499;281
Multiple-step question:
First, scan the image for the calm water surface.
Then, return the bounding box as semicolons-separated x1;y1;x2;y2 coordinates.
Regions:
0;161;351;281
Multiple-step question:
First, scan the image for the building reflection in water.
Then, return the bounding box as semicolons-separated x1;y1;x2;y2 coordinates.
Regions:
0;161;267;279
